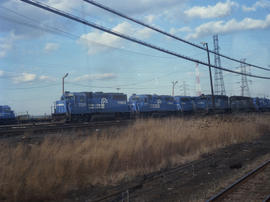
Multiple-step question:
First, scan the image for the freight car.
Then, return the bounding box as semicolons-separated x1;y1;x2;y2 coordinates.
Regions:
0;105;16;125
53;91;130;122
129;94;178;117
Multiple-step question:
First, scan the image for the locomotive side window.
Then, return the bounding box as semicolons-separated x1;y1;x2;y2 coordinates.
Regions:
166;97;174;102
79;96;85;103
113;95;126;100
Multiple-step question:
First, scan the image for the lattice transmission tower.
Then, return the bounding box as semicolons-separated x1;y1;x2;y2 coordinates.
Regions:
195;63;202;96
240;58;250;97
213;35;226;95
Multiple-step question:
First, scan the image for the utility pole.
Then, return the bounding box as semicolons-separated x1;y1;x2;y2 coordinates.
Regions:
201;42;215;110
62;73;68;95
172;81;178;96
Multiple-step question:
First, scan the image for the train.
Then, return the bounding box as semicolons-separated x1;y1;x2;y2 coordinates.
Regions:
51;91;270;122
1;91;270;125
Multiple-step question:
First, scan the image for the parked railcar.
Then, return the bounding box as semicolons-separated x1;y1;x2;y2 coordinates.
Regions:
129;94;177;117
174;96;194;114
206;95;230;113
229;96;256;112
0;105;16;124
53;91;130;122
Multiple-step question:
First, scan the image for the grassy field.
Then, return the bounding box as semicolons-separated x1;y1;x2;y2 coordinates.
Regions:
0;114;269;201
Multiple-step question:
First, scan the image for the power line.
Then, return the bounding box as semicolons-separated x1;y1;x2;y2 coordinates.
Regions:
82;0;270;72
0;83;60;90
0;6;178;60
19;0;270;80
66;82;165;90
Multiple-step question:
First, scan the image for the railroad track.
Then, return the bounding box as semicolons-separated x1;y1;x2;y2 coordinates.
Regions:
0;120;133;138
207;159;270;202
87;157;215;202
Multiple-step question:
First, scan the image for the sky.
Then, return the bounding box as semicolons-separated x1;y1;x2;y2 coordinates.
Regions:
0;0;270;115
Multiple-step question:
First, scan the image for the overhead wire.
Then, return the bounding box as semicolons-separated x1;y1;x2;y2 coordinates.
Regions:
0;6;179;60
19;0;270;80
82;0;270;72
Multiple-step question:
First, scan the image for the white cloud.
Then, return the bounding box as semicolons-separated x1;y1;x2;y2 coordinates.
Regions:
10;72;55;83
242;0;270;12
0;32;20;58
39;75;56;81
145;15;156;24
13;73;37;84
0;70;4;77
187;14;270;39
44;42;59;52
184;0;238;19
73;73;117;82
78;22;153;55
47;0;78;12
170;26;191;35
39;75;50;80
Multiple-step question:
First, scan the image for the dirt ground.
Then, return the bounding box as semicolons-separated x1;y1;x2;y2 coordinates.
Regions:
63;133;270;202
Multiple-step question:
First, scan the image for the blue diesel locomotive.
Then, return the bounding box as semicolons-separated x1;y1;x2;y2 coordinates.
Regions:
53;91;130;122
230;96;256;112
0;105;16;124
205;95;230;113
174;96;193;114
52;90;270;123
129;94;178;117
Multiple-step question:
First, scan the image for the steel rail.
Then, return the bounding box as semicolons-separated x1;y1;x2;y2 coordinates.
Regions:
83;0;270;72
264;194;270;202
0;120;132;137
90;157;213;202
20;0;270;80
207;159;270;202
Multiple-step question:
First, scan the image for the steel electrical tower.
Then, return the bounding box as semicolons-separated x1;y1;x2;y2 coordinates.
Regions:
172;81;178;96
195;63;202;96
213;35;226;95
179;81;189;96
240;59;250;97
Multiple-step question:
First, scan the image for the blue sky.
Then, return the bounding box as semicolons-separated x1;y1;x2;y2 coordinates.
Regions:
0;0;270;115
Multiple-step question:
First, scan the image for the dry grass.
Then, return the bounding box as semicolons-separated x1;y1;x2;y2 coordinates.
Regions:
0;114;270;201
